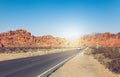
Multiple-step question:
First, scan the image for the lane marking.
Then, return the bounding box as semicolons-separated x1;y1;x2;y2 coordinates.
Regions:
37;55;76;77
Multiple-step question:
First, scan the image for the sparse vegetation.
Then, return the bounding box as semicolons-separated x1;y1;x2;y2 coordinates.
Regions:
0;47;75;61
0;47;73;53
84;47;120;74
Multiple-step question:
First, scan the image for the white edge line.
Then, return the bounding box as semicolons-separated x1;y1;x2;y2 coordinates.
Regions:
37;55;75;77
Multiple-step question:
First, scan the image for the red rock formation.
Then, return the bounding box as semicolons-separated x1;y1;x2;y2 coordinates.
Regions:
2;29;119;47
0;29;69;47
77;32;120;47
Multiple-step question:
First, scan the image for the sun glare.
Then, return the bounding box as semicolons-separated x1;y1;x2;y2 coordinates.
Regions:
62;27;80;41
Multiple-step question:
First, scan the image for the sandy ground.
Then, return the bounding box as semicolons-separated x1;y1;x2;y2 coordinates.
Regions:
50;50;120;77
0;48;73;61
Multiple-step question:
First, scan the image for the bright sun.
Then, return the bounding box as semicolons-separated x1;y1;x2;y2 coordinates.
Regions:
62;27;80;41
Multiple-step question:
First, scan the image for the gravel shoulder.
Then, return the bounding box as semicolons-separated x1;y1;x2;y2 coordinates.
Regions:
49;50;120;77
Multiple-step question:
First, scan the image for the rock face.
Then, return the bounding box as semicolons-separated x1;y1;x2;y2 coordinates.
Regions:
77;32;120;47
0;29;69;47
1;30;119;47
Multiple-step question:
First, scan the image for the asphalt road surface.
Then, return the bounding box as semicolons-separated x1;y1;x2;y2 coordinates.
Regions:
0;49;81;77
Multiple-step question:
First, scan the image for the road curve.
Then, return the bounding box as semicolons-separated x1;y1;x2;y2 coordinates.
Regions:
0;49;81;77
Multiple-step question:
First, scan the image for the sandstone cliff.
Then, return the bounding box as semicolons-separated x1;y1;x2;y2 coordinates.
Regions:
1;30;120;47
77;32;120;47
0;29;69;47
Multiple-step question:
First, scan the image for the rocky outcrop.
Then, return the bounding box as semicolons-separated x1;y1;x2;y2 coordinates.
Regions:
1;30;119;47
0;29;69;47
77;32;120;47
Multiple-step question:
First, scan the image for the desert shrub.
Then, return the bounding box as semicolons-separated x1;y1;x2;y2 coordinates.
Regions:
84;47;94;55
106;59;120;73
94;54;105;63
84;47;120;74
0;47;72;53
103;48;120;59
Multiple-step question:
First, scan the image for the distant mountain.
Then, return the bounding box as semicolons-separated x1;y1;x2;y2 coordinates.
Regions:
0;29;69;47
76;32;120;47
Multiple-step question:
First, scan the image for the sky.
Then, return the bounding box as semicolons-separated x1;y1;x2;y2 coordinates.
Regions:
0;0;120;40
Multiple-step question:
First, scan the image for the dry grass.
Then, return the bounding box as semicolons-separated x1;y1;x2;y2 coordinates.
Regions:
0;47;75;61
84;47;120;74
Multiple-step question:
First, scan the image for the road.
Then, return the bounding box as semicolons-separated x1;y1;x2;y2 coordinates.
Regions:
0;49;81;77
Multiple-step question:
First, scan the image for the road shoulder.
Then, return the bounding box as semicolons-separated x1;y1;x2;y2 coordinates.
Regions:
49;50;120;77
